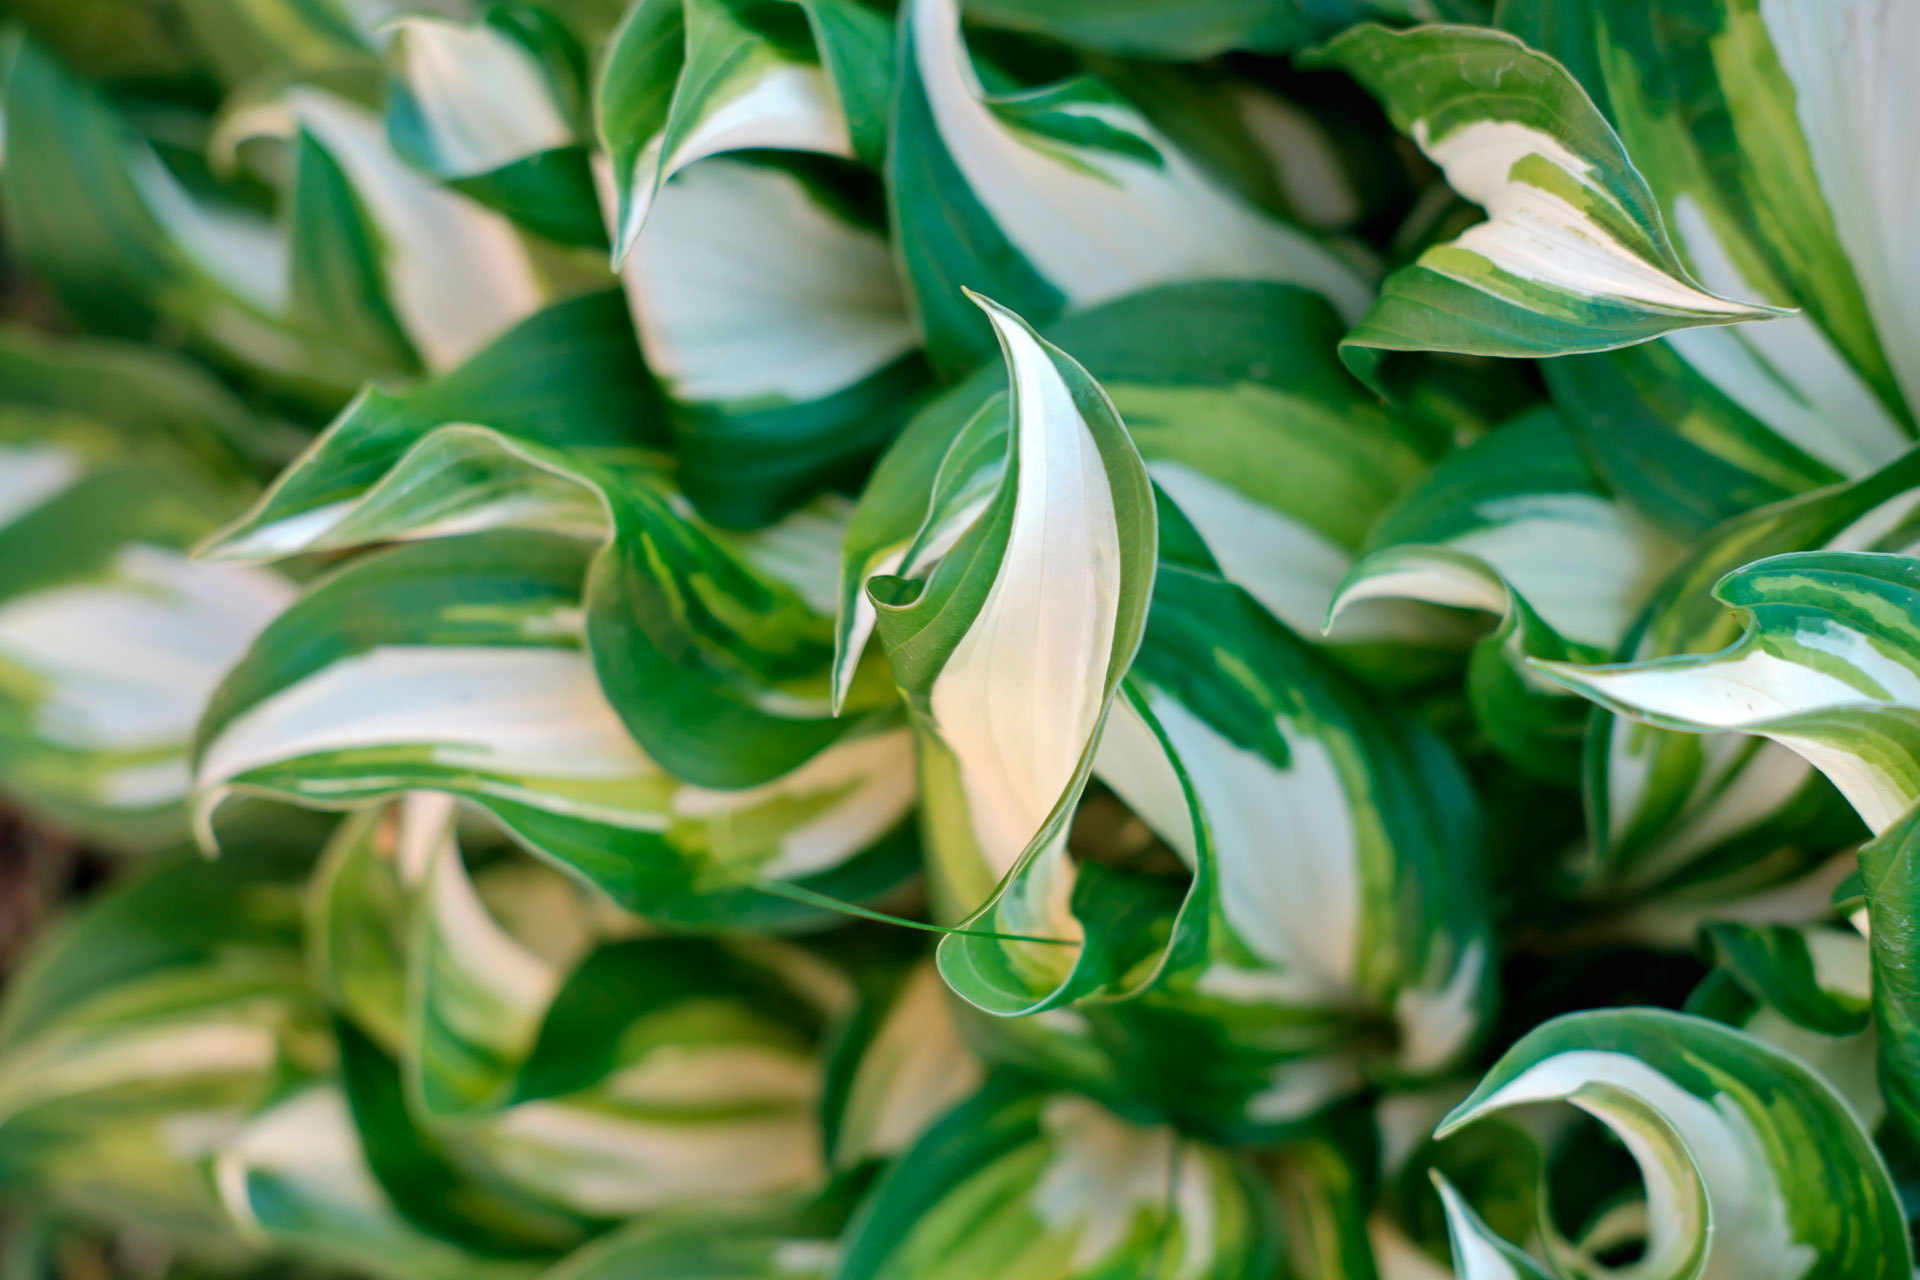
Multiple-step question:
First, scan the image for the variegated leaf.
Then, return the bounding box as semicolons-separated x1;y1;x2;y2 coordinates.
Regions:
597;0;861;264
540;1212;839;1280
1687;921;1881;1131
1088;566;1491;1134
1540;551;1920;837
1433;1008;1909;1277
1564;447;1920;909
605;153;929;527
0;381;291;853
1489;1;1917;534
892;0;1374;373
385;10;607;248
460;935;845;1219
838;1081;1275;1280
216;83;546;373
0;852;326;1248
823;960;983;1169
215;1084;535;1280
194;531;916;926
1329;408;1678;782
1310;25;1783;370
836;282;1460;711
862;294;1157;1015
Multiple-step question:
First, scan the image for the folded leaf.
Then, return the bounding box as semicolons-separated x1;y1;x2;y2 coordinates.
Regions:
386;10;606;249
1312;25;1783;370
836;283;1457;710
1566;446;1920;905
1435;1008;1909;1277
862;294;1156;1014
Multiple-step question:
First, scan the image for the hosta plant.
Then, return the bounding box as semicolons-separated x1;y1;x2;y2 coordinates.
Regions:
1;0;1918;1277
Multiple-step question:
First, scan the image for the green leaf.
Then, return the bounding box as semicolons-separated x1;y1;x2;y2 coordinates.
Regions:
891;0;1373;373
1436;1007;1910;1277
1310;24;1784;372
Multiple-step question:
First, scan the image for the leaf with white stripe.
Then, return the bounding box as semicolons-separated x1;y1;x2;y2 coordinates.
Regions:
608;154;929;527
1311;25;1783;371
892;0;1373;373
1434;1008;1909;1278
838;1082;1275;1280
1686;922;1881;1131
0;398;291;852
597;0;859;265
835;283;1458;713
385;10;607;249
1539;550;1920;838
1086;566;1491;1135
542;1212;840;1280
823;960;983;1169
217;84;546;373
200;290;666;563
215;1085;533;1280
1;37;371;400
1329;409;1679;782
0;853;322;1247
1498;1;1916;534
861;294;1156;1014
193;531;917;927
1563;446;1920;905
464;936;841;1218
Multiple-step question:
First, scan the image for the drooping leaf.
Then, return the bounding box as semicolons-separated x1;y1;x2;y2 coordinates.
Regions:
1310;24;1783;375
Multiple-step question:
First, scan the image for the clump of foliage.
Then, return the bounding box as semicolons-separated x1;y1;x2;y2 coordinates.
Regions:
1;0;1917;1276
